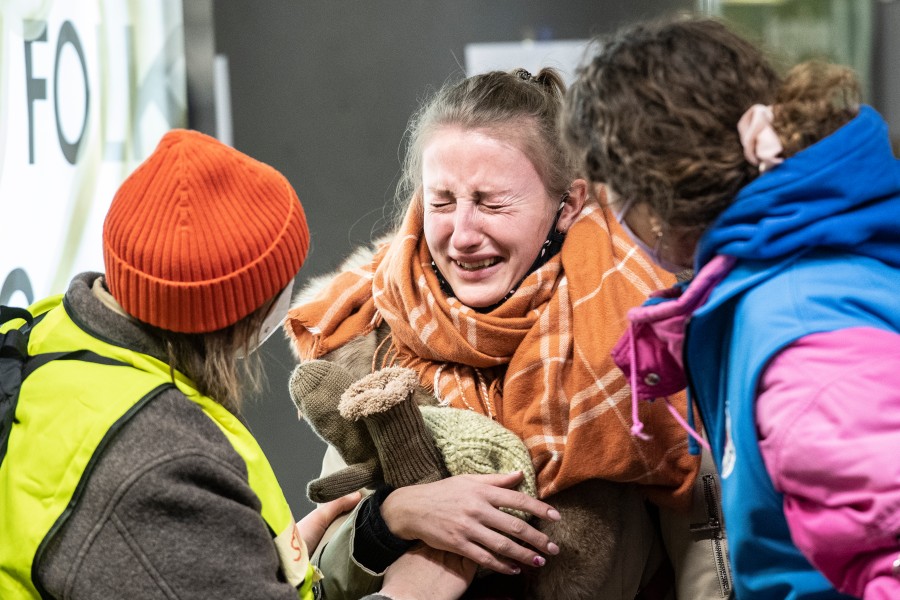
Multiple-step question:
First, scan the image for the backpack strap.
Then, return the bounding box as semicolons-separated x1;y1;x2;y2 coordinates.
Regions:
1;305;131;464
0;305;33;327
0;306;36;463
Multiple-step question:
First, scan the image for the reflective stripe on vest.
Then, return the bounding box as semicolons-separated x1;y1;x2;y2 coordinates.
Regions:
0;295;315;599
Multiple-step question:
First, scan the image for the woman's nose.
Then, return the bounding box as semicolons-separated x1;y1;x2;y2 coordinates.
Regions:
450;205;482;250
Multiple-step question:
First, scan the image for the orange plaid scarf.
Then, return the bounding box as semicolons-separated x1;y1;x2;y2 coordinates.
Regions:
287;201;698;509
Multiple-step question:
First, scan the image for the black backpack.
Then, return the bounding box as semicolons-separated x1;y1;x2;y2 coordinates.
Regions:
0;305;36;463
0;303;135;465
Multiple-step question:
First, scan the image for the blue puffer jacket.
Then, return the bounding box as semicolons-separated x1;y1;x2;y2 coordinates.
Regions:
688;106;900;599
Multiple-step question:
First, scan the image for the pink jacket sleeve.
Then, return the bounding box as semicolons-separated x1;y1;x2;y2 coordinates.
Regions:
756;326;900;599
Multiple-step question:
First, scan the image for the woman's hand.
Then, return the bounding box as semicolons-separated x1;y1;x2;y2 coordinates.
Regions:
297;491;362;554
380;472;560;575
379;545;477;600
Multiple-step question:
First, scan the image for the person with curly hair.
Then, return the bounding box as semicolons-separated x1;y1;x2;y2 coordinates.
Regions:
564;16;900;600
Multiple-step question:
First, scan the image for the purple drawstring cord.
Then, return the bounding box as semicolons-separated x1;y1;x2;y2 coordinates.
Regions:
628;323;651;441
627;322;711;451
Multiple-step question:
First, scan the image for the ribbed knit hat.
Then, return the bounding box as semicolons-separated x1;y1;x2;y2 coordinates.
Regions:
103;129;309;333
420;405;537;500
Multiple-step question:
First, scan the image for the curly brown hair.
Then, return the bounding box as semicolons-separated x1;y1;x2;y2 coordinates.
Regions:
394;67;577;226
563;17;779;234
563;16;861;235
774;60;860;158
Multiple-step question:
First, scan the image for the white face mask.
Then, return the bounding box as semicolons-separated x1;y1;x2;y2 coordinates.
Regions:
239;280;295;358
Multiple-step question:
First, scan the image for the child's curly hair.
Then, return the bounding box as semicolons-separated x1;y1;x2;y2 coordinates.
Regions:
774;60;860;157
563;16;860;235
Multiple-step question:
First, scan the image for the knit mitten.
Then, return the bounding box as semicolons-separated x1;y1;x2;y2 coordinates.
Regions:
339;366;450;488
289;360;382;502
420;405;537;519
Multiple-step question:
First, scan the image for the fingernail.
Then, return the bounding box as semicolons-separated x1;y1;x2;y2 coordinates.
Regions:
511;567;521;575
547;542;560;556
547;509;561;521
533;556;546;567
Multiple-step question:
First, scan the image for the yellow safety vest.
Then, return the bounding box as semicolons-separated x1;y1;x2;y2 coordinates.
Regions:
0;295;316;599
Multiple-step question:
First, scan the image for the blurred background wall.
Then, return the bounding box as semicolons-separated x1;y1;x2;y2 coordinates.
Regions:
188;0;899;516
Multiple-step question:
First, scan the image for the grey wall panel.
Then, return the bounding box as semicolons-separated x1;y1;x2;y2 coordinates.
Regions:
873;0;900;153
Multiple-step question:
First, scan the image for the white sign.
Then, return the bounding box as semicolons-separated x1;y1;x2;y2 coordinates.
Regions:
465;39;592;84
0;0;186;307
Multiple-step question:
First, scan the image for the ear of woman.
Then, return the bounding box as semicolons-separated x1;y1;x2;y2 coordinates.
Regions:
558;180;587;233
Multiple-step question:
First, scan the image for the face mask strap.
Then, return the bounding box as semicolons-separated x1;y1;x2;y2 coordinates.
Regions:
431;192;572;312
615;204;684;273
526;191;569;272
611;190;637;223
237;281;294;359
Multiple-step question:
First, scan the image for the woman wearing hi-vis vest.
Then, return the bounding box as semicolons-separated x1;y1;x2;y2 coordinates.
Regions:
0;130;471;600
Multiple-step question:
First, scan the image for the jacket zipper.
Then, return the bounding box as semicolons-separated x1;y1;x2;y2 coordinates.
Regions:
683;318;732;597
689;472;732;597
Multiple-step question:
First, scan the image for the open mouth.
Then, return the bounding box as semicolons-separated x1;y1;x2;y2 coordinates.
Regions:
455;258;499;271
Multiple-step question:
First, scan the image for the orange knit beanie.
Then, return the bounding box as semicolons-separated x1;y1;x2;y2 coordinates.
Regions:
103;129;309;334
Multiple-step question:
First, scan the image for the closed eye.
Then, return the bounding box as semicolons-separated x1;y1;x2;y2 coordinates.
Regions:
426;189;456;209
478;195;513;212
475;189;516;212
